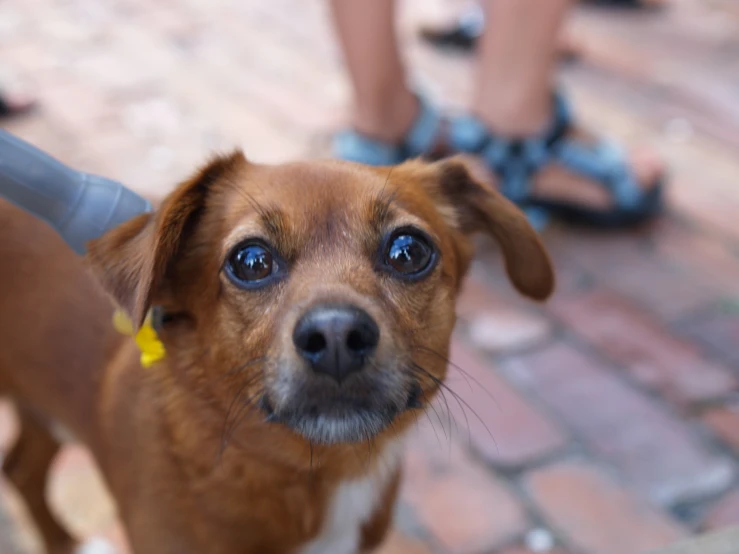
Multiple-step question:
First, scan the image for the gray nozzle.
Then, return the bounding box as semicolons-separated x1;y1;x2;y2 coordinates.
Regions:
0;129;152;254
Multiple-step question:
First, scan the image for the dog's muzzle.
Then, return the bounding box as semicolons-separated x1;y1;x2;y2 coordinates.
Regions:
261;302;416;444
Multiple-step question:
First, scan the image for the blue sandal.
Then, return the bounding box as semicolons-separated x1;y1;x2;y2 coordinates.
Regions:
448;92;664;230
332;96;444;166
333;92;664;231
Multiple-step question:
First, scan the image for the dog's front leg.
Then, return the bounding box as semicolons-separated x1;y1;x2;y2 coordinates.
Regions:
2;406;76;554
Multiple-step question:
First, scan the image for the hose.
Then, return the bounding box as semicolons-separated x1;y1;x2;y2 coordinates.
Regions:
0;129;152;254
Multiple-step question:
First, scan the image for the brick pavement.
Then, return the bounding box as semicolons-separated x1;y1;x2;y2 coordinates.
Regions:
2;0;739;553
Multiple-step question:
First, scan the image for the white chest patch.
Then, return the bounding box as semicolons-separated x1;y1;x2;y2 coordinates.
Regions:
75;537;118;554
297;438;405;554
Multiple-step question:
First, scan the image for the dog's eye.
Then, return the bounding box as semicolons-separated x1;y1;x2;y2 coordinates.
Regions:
383;230;436;279
226;242;276;286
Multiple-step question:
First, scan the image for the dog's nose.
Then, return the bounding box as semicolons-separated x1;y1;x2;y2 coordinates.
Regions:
293;304;379;382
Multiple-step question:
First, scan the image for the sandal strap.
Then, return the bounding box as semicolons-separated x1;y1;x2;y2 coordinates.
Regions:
333;96;443;166
333;130;405;166
449;91;648;212
449;93;571;203
554;137;643;209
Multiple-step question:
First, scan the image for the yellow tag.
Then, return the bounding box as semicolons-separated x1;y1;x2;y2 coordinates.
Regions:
112;308;166;368
112;308;134;335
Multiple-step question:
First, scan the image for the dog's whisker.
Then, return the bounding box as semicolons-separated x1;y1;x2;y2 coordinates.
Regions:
216;361;268;457
409;362;498;455
169;347;212;381
219;372;264;456
421;402;444;451
426;388;454;458
412;344;497;405
416;367;471;447
405;360;452;438
222;356;268;379
218;369;266;463
436;383;454;441
410;344;474;396
423;390;449;443
220;385;267;460
218;381;253;463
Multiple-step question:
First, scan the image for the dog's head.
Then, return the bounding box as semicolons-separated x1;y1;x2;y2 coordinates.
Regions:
87;153;553;447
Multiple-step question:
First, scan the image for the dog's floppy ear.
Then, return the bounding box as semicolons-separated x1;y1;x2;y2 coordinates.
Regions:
87;151;247;328
425;155;554;301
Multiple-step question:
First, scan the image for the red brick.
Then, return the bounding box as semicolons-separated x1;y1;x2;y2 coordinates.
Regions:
549;289;735;406
671;176;739;244
494;528;571;554
545;225;729;321
702;489;739;531
92;28;181;90
1;117;82;172
402;421;531;552
502;344;735;505
703;406;739;455
496;546;571;554
464;242;589;308
654;222;739;296
403;414;470;475
526;461;687;554
456;276;517;321
200;49;337;132
402;427;529;554
442;340;568;469
38;81;118;135
541;226;654;284
532;231;597;295
0;42;54;74
376;531;433;554
466;309;552;354
136;2;201;39
677;309;739;370
609;263;719;322
616;221;739;319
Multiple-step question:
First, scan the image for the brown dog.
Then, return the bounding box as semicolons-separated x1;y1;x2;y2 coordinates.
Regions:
0;152;553;554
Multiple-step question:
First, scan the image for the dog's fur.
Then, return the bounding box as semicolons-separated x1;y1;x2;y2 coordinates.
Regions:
0;153;553;554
